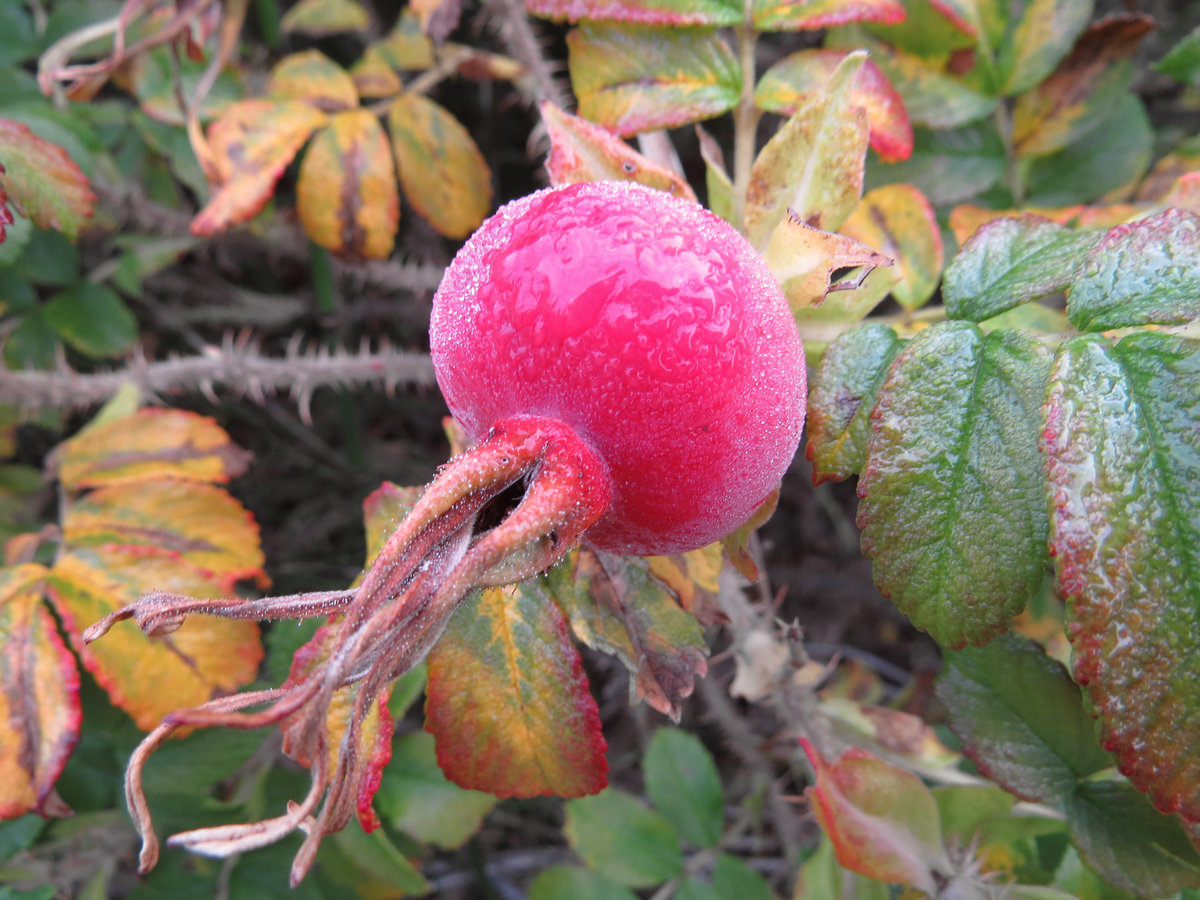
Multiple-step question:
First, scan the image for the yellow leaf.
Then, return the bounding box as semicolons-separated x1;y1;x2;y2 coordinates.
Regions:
280;0;371;35
388;93;492;239
646;542;724;626
839;184;943;311
298;110;400;259
350;46;404;99
762;211;892;312
267;50;360;111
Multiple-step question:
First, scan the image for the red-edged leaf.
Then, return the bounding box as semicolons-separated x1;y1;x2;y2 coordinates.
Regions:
801;738;950;892
839;184;943;310
550;548;708;720
540;101;696;200
527;0;740;25
280;0;371;34
191;100;328;235
1043;332;1200;821
388;93;491;239
755;49;912;162
568;23;741;136
266;49;360;111
0;119;95;240
751;0;904;31
0;564;80;819
55;409;252;490
45;549;262;732
298;110;399;259
425;583;607;798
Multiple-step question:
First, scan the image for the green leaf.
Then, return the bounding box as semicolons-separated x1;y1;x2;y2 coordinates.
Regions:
1156;25;1200;84
12;227;79;287
1043;332;1200;823
568;23;739;136
997;0;1094;96
1067;209;1200;331
858;323;1052;647
1052;845;1143;900
3;309;58;370
373;731;497;848
942;216;1100;322
0;4;36;67
806;322;904;484
1066;781;1200;897
745;51;869;244
867;121;1005;207
643;728;724;848
937;634;1112;804
528;865;639;900
932;784;1017;843
793;833;891;900
711;853;773;900
0;815;45;864
564;788;684;887
319;823;430;896
43;282;137;358
528;0;741;25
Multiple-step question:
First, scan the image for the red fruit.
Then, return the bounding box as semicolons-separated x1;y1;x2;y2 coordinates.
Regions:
431;180;807;555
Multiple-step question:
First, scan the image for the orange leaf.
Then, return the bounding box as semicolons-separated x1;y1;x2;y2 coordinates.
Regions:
62;480;266;589
0;564;80;819
45;550;261;732
839;184;943;311
425;584;608;798
55;409;252;490
388;93;491;239
298;110;399;259
192;100;328;235
266;49;360;111
540;101;696;201
0;119;96;241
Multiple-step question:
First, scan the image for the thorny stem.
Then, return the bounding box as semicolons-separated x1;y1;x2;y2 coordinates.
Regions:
83;415;613;884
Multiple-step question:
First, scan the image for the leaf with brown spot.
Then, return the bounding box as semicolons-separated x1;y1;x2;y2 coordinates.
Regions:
350;46;404;99
388;93;491;239
762;211;892;312
298;110;399;259
45;550;261;732
0;119;95;241
839;184;943;311
266;49;360;111
646;542;725;626
55;409;252;490
191;100;328;236
550;548;708;721
280;0;371;35
441;44;527;81
540;101;695;200
0;564;80;818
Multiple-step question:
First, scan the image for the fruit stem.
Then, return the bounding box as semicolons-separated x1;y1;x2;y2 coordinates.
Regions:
84;416;613;883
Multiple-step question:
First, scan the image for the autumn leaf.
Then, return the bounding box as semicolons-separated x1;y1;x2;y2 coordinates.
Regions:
751;0;904;31
350;46;404;99
0;119;95;241
527;0;741;26
645;543;724;626
298;109;399;259
280;0;371;35
0;564;80;819
266;49;360;111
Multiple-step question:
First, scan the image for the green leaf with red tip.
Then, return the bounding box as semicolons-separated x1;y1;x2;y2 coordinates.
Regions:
0;564;79;819
996;0;1094;97
861;0;976;56
755;50;912;163
801;738;951;892
936;633;1112;805
1067;209;1200;332
526;0;740;25
266;50;360;111
564;788;683;887
838;184;943;310
1042;332;1200;823
298;110;398;259
745;51;869;247
550;548;708;721
942;216;1100;322
0;119;95;241
858;323;1052;648
280;0;371;34
568;23;740;137
424;582;607;798
540;101;696;201
751;0;904;31
389;92;492;240
806;322;904;484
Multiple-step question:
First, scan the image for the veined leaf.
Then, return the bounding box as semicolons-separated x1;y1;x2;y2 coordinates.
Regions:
43;283;136;359
745;52;869;246
45;550;261;732
866;121;1006;207
806;322;904;484
0;119;95;240
755;49;912;163
839;184;943;310
527;0;740;25
280;0;370;34
192;100;328;235
997;0;1094;96
937;634;1112;804
762;211;892;311
1042;332;1200;822
424;582;608;798
644;729;724;849
0;564;79;819
751;0;904;31
946;202;1135;248
266;49;360;111
1067;209;1200;332
568;23;740;136
564;788;683;887
55;409;251;490
298;110;399;259
942;215;1100;322
550;548;707;720
388;93;492;239
540;101;695;200
858;323;1052;648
